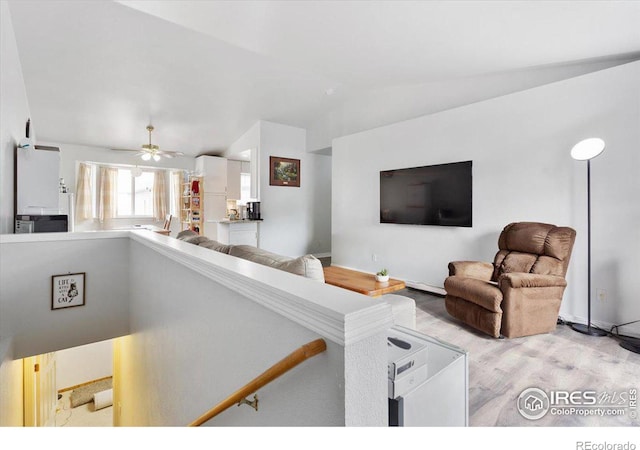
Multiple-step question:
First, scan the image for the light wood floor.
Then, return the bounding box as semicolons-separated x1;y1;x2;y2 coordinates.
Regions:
56;391;112;427
400;288;640;427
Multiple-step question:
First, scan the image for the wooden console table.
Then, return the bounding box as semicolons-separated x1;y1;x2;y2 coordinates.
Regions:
323;266;405;297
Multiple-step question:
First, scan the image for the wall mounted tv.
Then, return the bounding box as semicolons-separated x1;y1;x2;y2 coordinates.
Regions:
380;160;472;227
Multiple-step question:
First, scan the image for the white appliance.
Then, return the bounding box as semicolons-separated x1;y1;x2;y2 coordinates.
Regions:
15;215;68;233
387;326;468;426
16;145;61;215
15;144;72;233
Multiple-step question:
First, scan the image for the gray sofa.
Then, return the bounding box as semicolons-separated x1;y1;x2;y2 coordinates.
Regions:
176;230;418;329
176;230;325;282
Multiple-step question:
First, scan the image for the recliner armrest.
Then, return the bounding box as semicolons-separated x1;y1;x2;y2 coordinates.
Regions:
499;273;567;289
448;261;493;281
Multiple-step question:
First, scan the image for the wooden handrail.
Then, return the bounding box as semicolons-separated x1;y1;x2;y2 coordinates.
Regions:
188;338;327;426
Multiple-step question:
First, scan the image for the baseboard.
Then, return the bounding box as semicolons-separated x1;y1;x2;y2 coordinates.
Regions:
58;375;112;394
405;281;446;297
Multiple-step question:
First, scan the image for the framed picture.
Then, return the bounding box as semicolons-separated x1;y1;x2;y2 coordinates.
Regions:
51;272;85;310
269;156;300;187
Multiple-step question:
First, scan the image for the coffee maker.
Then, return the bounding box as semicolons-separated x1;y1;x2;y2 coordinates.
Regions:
247;201;261;220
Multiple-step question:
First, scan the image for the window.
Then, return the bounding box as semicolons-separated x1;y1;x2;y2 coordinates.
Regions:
116;169;154;217
80;162;176;222
169;170;184;216
240;173;251;204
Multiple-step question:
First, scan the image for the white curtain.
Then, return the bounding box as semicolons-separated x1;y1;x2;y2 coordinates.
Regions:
98;166;118;223
75;163;93;221
171;170;182;220
153;171;167;222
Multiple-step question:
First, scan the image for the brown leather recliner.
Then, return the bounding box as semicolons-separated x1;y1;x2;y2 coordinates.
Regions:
444;222;576;338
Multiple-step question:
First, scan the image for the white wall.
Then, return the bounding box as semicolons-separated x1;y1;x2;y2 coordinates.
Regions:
225;121;261;202
0;234;131;358
306;56;640;152
56;339;113;391
307;152;332;256
0;2;33;234
225;121;332;257
225;121;260;161
257;122;305;256
332;61;640;336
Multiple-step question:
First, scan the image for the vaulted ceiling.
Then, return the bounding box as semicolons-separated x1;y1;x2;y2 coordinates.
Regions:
7;1;640;156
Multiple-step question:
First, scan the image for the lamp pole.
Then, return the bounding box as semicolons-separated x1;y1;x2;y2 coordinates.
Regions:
570;139;607;337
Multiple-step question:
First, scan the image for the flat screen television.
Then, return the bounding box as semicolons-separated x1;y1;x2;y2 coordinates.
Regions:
380;160;472;227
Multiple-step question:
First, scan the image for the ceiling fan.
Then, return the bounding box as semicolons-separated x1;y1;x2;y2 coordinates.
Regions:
112;125;184;161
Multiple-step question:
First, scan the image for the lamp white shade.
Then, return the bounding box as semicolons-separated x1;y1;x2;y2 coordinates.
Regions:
571;138;605;161
153;154;161;161
141;153;151;161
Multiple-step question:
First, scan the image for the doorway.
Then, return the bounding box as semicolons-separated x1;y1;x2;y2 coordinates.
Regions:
23;339;114;427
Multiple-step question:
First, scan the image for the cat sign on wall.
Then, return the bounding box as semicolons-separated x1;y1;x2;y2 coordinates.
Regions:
51;272;85;310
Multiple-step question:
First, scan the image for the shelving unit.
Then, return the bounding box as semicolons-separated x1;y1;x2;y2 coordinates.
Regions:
181;175;203;235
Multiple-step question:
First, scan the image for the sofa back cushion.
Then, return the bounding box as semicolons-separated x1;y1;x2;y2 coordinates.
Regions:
492;222;576;281
184;235;211;245
198;239;232;254
176;230;199;241
229;245;325;282
176;230;214;246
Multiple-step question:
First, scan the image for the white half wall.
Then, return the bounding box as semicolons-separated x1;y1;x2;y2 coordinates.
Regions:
332;61;640;336
0;231;391;426
117;233;389;426
0;2;32;234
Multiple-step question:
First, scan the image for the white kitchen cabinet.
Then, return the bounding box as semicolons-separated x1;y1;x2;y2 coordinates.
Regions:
202;193;227;240
195;155;227;194
227;160;242;201
216;221;258;247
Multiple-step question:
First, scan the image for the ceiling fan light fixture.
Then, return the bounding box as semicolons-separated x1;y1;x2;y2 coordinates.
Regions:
111;124;183;160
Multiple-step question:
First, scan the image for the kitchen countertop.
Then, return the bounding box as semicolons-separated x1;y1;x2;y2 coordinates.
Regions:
208;219;263;224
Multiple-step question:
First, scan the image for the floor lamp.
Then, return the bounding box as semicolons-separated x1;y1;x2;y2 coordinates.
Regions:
570;138;607;337
619;335;640;354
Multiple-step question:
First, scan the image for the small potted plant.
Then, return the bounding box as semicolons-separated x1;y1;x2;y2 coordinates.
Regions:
375;268;389;282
